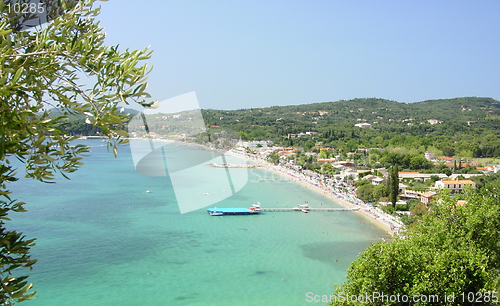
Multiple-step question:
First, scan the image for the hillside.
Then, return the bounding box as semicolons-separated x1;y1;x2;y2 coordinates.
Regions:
199;97;500;157
61;97;500;157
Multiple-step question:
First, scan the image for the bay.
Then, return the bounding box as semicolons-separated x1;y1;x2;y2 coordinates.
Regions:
8;139;385;306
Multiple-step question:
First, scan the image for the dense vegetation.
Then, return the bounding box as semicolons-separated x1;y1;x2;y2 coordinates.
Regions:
200;97;500;157
329;185;500;306
65;97;500;158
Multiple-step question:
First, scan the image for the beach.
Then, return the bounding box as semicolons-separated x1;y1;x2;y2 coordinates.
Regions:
225;149;403;235
126;137;403;234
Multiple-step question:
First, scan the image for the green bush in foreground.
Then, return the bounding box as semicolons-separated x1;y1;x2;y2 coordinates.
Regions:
330;187;500;306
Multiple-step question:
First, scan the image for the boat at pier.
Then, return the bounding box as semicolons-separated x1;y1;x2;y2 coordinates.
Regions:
207;206;261;216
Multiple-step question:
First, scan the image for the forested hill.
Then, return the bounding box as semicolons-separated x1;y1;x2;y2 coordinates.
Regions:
202;97;500;128
199;97;500;157
62;97;500;157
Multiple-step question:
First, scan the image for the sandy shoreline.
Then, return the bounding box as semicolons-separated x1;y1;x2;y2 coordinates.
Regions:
127;138;400;235
226;150;398;235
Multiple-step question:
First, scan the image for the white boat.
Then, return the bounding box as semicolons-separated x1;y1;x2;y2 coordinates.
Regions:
301;209;308;213
146;190;152;193
252;202;261;211
204;193;212;196
298;204;309;208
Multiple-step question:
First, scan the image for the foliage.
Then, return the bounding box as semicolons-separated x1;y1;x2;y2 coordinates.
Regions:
0;1;154;303
472;172;500;190
266;152;280;165
330;188;500;306
372;184;387;203
388;165;399;209
355;183;375;203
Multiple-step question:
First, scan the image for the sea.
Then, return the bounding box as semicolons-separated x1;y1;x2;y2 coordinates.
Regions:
7;139;385;306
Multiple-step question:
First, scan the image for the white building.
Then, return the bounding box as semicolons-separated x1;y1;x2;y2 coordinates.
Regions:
435;179;476;193
354;123;372;128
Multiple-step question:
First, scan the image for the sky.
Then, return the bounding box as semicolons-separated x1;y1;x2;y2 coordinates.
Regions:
96;0;500;110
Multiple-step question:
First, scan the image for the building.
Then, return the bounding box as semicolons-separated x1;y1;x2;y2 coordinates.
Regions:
428;119;443;125
363;174;384;185
398;172;448;183
435;179;476;193
354;123;372;128
421;191;438;205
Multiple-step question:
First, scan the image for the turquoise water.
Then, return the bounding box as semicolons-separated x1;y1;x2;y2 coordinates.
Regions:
8;140;385;306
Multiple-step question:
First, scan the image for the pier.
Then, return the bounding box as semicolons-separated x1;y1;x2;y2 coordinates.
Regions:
260;207;353;212
207;206;355;216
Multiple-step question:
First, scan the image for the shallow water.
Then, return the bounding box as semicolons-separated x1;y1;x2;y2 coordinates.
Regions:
8;140;385;306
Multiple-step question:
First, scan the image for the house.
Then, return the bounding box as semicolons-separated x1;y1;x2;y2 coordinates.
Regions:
354;123;372;128
398;172;420;183
435;179;476;193
333;161;356;169
398;172;448;183
342;169;358;180
399;189;421;201
363;174;384;185
428;119;443;125
421;191;438;205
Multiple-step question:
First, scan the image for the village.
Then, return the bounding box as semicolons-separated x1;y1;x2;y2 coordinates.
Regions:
227;140;500;231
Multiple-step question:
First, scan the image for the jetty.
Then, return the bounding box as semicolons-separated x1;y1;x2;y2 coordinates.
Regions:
207;207;260;215
260;207;353;212
207;206;355;215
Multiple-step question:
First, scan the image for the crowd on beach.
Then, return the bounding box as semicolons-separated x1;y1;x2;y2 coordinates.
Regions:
228;149;404;234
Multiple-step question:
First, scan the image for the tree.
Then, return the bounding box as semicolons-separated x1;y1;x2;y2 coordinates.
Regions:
372;184;387;202
267;152;280;165
318;149;330;159
0;1;154;303
430;175;440;182
356;183;374;203
321;162;334;176
330;188;500;306
388;165;399;209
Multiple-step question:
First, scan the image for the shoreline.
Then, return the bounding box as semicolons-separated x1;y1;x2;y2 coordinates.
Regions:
225;150;400;235
123;137;401;235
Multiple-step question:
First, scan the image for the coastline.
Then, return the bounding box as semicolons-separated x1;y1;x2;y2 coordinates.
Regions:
124;137;401;235
225;150;399;235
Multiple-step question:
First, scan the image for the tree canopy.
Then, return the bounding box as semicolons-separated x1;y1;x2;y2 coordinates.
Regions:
329;187;500;306
0;1;154;304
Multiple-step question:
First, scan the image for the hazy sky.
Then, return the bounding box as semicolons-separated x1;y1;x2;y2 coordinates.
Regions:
97;0;500;110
